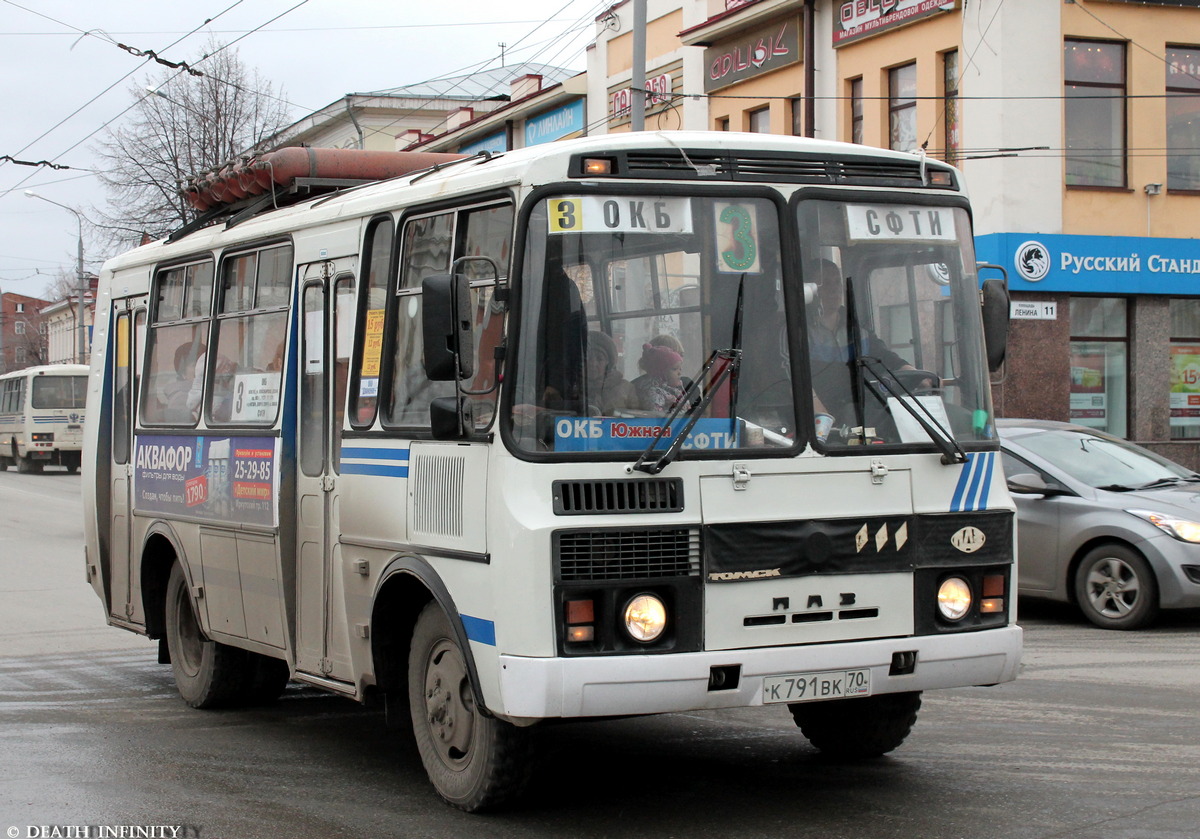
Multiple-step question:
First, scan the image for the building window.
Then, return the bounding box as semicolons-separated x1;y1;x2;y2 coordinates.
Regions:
1169;299;1200;439
15;347;25;364
790;97;804;136
943;50;960;165
1065;39;1126;188
888;63;917;152
717;117;730;132
850;77;864;145
1166;45;1200;192
15;321;25;335
1070;297;1127;437
748;107;771;133
15;303;24;313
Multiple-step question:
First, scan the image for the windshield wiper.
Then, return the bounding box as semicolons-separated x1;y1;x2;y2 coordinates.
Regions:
857;356;968;465
629;348;741;475
1136;476;1189;490
1096;483;1136;492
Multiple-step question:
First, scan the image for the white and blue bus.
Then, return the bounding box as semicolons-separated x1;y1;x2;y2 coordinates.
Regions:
0;363;88;473
83;133;1019;811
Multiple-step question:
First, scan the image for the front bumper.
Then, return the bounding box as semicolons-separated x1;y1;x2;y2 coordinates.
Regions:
496;624;1022;719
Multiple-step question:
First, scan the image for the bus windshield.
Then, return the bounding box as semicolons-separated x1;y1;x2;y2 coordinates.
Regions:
31;375;88;409
799;199;995;449
510;193;795;456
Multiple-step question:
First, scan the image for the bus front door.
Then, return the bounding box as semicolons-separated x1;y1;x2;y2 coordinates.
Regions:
294;262;355;684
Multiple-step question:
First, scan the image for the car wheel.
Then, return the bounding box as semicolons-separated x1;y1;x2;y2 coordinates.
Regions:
789;691;922;758
408;602;534;811
1073;544;1159;630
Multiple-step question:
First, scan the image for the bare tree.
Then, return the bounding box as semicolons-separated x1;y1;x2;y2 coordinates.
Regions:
92;39;291;250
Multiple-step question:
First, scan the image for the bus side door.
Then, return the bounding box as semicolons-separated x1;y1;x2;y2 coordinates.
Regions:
294;260;356;683
109;299;147;624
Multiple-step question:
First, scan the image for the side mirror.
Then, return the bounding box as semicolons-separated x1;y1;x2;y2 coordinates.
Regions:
429;396;474;440
1006;472;1066;496
980;274;1009;372
422;273;475;382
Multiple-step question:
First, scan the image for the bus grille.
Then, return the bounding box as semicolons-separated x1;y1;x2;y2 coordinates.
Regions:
588;150;942;188
554;527;701;581
552;478;683;515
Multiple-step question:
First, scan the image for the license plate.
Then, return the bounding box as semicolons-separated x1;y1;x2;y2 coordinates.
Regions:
762;668;871;704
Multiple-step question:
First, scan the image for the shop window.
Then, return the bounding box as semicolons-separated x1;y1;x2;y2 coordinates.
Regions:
748;107;771;133
1169;299;1200;439
790;97;804;136
1069;297;1127;437
849;77;864;145
1065;39;1126;188
1166;45;1200;192
943;50;960;165
888;63;916;152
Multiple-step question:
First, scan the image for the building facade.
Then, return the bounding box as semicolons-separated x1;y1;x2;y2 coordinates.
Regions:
0;291;50;373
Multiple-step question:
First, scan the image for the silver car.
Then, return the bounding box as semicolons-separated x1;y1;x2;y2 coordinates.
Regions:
998;418;1200;630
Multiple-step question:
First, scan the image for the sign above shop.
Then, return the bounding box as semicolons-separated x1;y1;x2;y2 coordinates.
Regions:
704;18;801;93
834;0;959;47
976;232;1200;296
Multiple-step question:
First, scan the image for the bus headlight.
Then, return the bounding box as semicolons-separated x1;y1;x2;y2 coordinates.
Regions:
937;576;972;621
623;593;667;643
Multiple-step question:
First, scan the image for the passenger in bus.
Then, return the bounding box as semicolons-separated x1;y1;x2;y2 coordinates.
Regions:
634;340;687;413
583;331;638;415
162;344;200;422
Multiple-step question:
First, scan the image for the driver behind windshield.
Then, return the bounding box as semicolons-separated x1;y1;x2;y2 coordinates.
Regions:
807;258;921;440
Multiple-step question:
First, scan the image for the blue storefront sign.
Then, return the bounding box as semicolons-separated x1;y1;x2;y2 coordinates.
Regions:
459;132;507;155
525;100;584;146
975;232;1200;295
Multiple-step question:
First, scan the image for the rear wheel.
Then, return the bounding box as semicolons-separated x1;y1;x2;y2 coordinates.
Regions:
247;653;291;704
16;454;42;474
164;562;252;708
1073;544;1159;630
790;691;922;758
408;602;534;812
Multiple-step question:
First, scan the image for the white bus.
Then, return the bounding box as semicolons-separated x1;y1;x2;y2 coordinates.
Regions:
0;363;89;473
83;133;1020;811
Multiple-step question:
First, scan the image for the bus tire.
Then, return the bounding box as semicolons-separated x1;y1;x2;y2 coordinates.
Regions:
247;653;291;705
407;602;533;812
16;455;41;474
0;456;8;471
789;691;922;759
164;562;251;709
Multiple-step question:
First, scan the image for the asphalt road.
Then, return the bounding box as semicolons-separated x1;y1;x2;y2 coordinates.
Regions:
3;468;1200;839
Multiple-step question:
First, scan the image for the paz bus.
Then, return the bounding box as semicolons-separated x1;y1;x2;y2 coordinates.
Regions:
0;363;88;473
82;132;1020;811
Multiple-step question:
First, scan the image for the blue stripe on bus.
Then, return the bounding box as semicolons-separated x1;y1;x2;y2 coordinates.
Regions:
340;445;410;477
341;446;409;461
340;462;409;478
460;614;496;646
951;452;995;512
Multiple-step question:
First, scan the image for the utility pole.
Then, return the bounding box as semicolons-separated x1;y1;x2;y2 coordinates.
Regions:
631;0;647;131
25;191;88;364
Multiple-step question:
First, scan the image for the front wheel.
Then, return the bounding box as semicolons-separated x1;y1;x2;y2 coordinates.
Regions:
790;691;922;758
164;562;252;708
408;602;534;812
1073;544;1159;630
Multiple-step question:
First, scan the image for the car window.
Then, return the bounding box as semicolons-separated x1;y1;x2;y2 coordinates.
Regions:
1011;428;1191;489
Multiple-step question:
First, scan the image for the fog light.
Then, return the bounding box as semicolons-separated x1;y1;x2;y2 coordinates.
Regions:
567;625;594;642
623;593;667;642
937;576;972;621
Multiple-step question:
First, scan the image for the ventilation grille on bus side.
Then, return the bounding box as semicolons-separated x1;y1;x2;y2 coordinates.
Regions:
554;527;701;581
552;478;683;515
410;453;466;539
605;151;936;188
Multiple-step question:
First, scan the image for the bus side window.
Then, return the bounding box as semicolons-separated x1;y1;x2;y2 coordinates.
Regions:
350;217;393;429
387;213;455;427
142;260;214;426
210;244;292;426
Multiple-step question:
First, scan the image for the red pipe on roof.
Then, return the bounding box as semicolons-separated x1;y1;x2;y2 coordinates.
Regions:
182;147;468;212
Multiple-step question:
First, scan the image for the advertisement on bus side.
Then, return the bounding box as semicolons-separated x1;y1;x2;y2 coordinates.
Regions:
132;435;279;526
